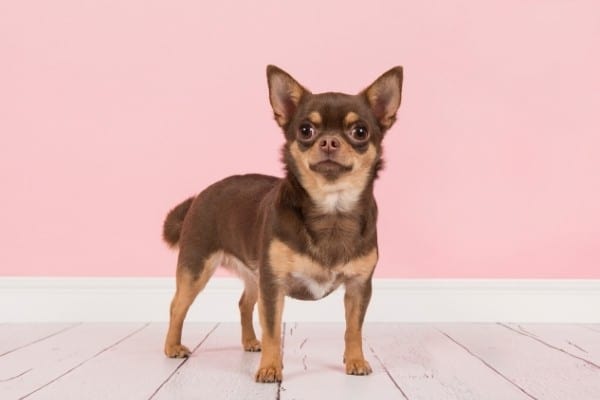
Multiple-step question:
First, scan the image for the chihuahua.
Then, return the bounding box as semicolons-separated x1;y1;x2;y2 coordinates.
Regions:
162;65;403;382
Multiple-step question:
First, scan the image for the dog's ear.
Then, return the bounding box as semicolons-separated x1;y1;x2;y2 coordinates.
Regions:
361;66;403;130
267;65;309;127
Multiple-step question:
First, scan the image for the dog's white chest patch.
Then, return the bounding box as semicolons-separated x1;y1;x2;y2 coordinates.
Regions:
269;239;378;301
318;188;361;213
290;271;340;299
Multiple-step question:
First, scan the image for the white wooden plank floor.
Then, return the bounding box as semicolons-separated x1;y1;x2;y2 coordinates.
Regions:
1;323;599;400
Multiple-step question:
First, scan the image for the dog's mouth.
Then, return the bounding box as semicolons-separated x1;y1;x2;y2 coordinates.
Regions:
309;160;353;179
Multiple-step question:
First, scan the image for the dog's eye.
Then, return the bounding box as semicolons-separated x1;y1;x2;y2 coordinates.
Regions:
298;123;316;141
350;125;369;142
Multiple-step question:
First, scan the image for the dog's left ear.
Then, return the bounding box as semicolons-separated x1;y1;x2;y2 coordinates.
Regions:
361;66;403;130
267;65;310;127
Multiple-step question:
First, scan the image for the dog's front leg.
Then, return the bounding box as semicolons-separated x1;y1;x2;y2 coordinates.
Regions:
255;283;284;383
343;278;373;375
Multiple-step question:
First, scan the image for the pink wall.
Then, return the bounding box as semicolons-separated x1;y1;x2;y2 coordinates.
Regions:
1;1;599;278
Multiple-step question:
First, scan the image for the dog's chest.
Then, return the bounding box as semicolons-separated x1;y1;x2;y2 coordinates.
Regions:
286;269;343;300
269;239;378;301
304;212;364;267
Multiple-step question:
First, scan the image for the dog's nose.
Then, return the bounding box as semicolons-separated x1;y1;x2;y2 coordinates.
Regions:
319;136;340;154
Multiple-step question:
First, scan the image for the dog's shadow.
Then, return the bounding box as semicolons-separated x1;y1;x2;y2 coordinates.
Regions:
190;344;346;382
191;344;262;376
283;361;345;381
199;345;242;354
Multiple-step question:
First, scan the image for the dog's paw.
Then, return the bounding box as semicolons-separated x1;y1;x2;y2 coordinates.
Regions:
243;338;262;352
345;358;372;375
255;364;283;383
164;343;191;358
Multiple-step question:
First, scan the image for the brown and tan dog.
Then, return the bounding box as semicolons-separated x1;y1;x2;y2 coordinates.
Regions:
162;65;403;383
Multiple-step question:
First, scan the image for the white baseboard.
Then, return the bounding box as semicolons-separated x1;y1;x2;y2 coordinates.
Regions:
1;277;599;323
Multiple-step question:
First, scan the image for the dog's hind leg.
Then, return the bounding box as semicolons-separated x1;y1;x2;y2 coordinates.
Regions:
239;279;261;352
220;254;261;352
164;251;222;358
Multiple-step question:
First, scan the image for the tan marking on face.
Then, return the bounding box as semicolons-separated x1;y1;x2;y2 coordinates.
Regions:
344;111;360;126
308;111;322;126
289;141;378;213
269;239;378;285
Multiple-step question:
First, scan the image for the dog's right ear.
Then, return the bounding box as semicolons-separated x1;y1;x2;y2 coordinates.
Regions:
267;65;309;127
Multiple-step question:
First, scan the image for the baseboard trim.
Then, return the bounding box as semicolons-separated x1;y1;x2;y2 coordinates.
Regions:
1;277;599;322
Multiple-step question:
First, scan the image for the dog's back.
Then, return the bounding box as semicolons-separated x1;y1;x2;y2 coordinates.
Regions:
163;174;280;266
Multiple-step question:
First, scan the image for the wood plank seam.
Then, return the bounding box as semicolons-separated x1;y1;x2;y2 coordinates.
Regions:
19;322;150;400
498;323;600;369
582;325;600;334
0;367;33;383
276;322;286;400
436;328;539;400
148;322;220;400
367;344;409;399
0;323;81;358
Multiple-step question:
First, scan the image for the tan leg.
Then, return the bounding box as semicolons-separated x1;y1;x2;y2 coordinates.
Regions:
255;289;284;383
164;259;217;358
343;279;373;375
239;281;261;352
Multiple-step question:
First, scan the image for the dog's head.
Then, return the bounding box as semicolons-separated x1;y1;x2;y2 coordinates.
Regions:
267;65;403;213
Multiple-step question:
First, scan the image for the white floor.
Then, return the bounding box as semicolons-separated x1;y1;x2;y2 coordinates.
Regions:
1;323;599;400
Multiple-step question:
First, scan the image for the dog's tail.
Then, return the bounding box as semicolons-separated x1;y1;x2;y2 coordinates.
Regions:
162;197;195;248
